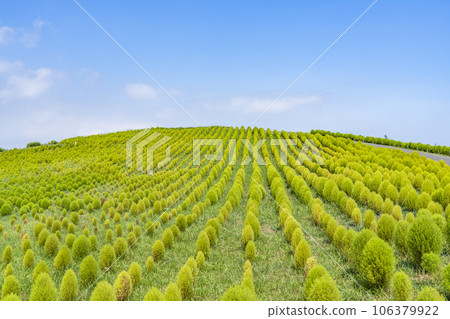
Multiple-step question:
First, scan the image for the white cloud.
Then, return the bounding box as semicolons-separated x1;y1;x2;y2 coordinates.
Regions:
0;26;14;44
77;67;100;85
230;95;322;114
0;19;48;48
0;58;62;100
125;83;158;100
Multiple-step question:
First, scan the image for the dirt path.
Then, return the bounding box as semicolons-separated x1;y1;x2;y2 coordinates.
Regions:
365;142;450;166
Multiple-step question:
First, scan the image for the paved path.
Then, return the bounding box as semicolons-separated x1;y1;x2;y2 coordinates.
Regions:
364;142;450;166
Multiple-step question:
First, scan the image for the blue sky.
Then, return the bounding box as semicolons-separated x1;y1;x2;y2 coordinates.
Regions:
0;0;449;149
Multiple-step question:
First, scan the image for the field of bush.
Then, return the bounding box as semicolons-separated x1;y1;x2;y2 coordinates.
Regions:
0;126;449;301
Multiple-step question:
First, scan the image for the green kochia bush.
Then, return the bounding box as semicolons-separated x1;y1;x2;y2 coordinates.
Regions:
79;255;99;285
392;271;412;301
351;229;376;268
2;245;12;264
416;287;445;301
360;237;395;287
100;244;116;270
90;281;116;301
443;264;450;296
32;261;49;282
23;249;35;269
143;287;164;301
420;253;441;275
114;237;128;257
59;269;79;301
196;231;210;257
29;273;58;301
377;214;396;243
1;275;20;299
241;225;254;247
114;271;133;301
44;234;59;256
393;221;409;256
294;239;311;269
164;282;182;301
406;215;443;265
152;240;165;262
128;262;142;287
177;265;194;300
54;246;72;270
303;265;340;301
72;235;91;260
162;229;174;249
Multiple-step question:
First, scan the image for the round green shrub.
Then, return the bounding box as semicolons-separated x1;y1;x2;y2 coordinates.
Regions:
29;273;58;301
393;220;409;255
360;237;395;287
59;269;79;301
114;237;128;257
54;246;72;270
1;275;20;299
416;286;445;301
176;214;187;231
72;235;91;260
3;263;13;277
152;240;165;262
341;229;356;258
363;209;377;229
65;233;76;248
326;218;339;240
406;215;443;265
79;255;99;285
2;293;21;301
306;274;341;301
164;282;182;301
32;261;49;282
2;245;12;264
244;212;261;238
442;264;450;296
205;225;217;247
294;239;311;269
303;265;328;299
162;228;174;249
196;231;210;257
145;256;154;272
377;214;396;243
392;271;412;301
23;249;35;269
291;228;304;251
351;229;376;268
90;281;116;301
333;225;346;249
246;240;256;261
177;264;193;300
22;238;32;253
106;229;113;243
38;228;50;246
44;234;59;256
420;253;441;275
100;244;116;270
196;251;205;269
128;262;142;287
242;225;254;247
143;287;164;301
114;271;133;301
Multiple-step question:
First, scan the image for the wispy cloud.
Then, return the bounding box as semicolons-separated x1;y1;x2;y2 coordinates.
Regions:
0;19;48;48
229;95;322;114
0;58;63;101
125;83;158;100
0;26;14;45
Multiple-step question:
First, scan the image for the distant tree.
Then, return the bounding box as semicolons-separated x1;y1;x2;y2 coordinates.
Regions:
0;148;6;153
47;141;58;145
27;142;41;148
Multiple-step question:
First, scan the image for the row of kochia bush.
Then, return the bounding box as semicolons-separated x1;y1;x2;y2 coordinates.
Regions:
278;129;449;215
0;130;242;300
310;129;450;155
276;132;450;271
268;135;450;300
314;133;450;210
142;134;245;300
